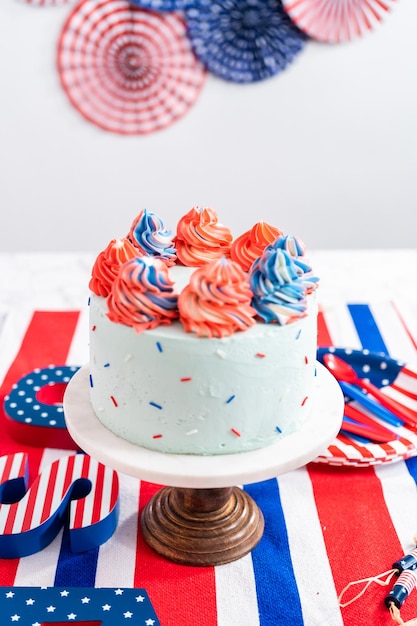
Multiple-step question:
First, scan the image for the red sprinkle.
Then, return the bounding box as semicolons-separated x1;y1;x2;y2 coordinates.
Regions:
256;353;266;358
304;356;309;364
231;428;241;437
110;395;118;407
92;325;96;331
301;396;308;406
152;434;163;439
180;377;192;382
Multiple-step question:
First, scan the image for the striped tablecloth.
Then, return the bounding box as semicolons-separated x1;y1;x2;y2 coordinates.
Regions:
0;252;417;626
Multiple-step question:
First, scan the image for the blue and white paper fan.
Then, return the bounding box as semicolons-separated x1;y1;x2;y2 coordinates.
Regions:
185;0;307;83
129;0;194;11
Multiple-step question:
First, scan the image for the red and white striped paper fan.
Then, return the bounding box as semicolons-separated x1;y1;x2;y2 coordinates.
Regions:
24;0;72;5
282;0;397;43
57;0;206;135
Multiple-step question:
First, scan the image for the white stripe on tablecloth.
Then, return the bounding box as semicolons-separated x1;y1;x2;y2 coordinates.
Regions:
321;303;362;349
0;309;34;386
375;461;417;555
215;552;260;626
94;473;140;588
278;467;344;626
66;305;89;366
371;302;417;363
13;449;74;587
0;310;7;341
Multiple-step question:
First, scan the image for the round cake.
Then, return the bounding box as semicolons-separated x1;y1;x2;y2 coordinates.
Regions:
88;207;319;455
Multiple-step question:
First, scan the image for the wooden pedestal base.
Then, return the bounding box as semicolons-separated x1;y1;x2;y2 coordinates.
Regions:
141;486;264;566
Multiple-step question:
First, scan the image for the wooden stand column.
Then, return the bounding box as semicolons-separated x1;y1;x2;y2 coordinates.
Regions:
140;486;264;566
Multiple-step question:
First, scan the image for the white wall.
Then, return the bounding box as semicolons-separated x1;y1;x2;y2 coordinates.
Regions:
1;0;416;253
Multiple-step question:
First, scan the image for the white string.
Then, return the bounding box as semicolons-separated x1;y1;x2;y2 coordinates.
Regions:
338;568;398;608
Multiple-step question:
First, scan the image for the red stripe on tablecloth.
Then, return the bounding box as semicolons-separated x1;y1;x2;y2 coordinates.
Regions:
312;306;404;623
134;481;218;626
0;311;80;460
308;464;402;623
0;310;80;585
317;309;333;346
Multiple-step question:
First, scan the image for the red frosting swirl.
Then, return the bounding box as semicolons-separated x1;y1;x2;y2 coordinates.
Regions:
89;238;142;297
178;257;256;338
230;222;284;272
175;206;233;266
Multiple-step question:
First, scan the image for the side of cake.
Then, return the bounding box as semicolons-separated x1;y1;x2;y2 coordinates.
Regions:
88;207;319;455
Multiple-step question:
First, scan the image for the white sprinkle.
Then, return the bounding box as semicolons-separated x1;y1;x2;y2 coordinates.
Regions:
380;362;388;369
124;353;133;363
279;389;289;402
362;364;371;373
186;429;198;436
216;349;227;359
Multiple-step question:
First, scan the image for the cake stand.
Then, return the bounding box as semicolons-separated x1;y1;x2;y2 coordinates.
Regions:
64;363;343;566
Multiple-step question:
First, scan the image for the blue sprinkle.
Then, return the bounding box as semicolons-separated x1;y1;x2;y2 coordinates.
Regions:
296;329;302;339
89;374;93;388
88;296;91;306
149;401;163;410
226;395;235;404
103;363;110;368
156;342;163;353
276;425;282;433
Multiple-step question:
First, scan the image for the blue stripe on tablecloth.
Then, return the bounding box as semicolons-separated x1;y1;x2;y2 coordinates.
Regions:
244;478;304;626
54;525;99;587
351;304;417;499
405;456;417;486
347;304;388;354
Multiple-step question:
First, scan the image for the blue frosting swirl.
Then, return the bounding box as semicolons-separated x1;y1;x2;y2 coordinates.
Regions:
249;247;318;324
266;235;311;275
129;209;176;263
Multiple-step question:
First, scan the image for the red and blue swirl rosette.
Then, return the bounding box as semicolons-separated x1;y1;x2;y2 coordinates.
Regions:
249;247;318;324
128;209;176;266
107;257;179;332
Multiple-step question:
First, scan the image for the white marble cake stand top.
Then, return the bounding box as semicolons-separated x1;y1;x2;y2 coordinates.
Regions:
64;363;343;489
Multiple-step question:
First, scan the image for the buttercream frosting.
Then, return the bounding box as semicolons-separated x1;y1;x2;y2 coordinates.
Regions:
128;208;176;265
175;206;233;266
230;221;283;271
107;256;178;333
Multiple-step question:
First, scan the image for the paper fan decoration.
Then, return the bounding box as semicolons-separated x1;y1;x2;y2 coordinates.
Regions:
282;0;397;43
129;0;194;11
24;0;71;4
185;0;307;84
57;0;206;135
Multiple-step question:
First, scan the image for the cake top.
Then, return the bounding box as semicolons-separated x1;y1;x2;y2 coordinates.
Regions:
89;207;319;337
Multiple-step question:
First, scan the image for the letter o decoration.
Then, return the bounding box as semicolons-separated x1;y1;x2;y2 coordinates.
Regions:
4;365;80;449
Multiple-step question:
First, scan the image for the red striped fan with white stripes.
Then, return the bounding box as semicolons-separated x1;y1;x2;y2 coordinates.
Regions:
24;0;72;5
282;0;397;43
57;0;206;135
